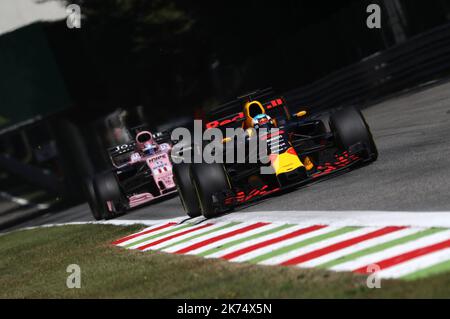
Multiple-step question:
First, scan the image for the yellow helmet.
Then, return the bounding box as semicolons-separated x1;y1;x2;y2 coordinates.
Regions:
242;100;265;129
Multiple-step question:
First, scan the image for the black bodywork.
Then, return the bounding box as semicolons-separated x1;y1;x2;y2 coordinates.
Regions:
201;89;376;212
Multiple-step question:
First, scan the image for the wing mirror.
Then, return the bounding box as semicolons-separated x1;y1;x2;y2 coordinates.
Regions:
294;110;307;118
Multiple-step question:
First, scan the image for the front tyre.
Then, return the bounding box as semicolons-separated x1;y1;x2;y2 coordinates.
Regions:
93;171;123;219
173;163;201;218
330;107;378;161
190;163;231;219
84;177;104;220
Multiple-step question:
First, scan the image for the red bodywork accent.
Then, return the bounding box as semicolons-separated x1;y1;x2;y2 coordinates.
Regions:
206;112;245;128
312;151;359;178
224;184;280;206
205;98;284;128
268;99;282;109
286;147;297;155
222;150;360;208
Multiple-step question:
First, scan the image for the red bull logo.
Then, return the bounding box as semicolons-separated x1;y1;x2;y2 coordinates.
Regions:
205;99;284;129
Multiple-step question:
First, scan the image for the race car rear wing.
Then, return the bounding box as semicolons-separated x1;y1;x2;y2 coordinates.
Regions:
128;125;172;145
107;141;136;168
208;88;274;119
205;89;291;129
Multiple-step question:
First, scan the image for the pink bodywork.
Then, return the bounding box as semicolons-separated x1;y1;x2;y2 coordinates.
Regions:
128;150;176;208
108;131;177;211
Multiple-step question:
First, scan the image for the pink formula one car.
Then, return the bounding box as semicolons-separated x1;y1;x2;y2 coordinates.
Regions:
85;129;177;220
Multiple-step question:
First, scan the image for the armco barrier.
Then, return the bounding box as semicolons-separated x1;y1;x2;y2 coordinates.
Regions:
283;22;450;111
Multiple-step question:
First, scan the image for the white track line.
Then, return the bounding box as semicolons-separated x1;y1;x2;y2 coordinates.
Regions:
374;248;450;279
183;223;285;255
330;230;450;272
299;228;423;268
260;227;381;266
121;223;190;248
229;225;341;263
208;211;450;228
204;223;301;259
162;222;258;253
8;210;450;237
115;223;177;246
141;222;235;251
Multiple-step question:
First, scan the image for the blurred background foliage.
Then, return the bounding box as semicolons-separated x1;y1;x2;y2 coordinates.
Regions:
39;0;450;121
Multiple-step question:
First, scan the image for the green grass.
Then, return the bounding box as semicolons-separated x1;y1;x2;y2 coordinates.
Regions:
0;224;449;298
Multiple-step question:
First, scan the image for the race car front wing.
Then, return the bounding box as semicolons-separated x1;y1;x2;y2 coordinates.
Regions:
211;143;369;212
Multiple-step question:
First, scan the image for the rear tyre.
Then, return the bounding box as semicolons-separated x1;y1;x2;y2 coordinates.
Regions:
173;163;201;218
190;163;231;219
84;178;104;220
330;107;378;161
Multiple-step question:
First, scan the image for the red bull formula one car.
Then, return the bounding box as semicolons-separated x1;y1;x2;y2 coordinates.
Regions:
85;128;177;220
173;89;378;219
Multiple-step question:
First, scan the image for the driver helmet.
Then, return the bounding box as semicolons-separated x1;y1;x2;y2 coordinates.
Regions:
252;114;273;129
136;131;158;155
142;143;157;156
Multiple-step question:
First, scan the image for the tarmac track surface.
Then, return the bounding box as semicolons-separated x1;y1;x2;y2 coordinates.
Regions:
6;80;450;231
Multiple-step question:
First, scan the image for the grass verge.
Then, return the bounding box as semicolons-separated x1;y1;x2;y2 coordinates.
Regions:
0;224;449;298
